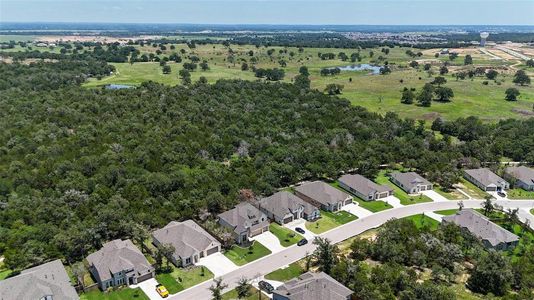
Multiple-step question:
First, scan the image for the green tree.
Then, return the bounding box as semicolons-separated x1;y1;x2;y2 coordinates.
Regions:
400;87;415;104
324;83;344;95
482;196;494;216
468;251;513;296
434;86;454;102
505;88;520;101
431;76;447;86
299;66;309;76
162;65;171;74
513;70;530;86
439;66;449;75
464;54;473;65
179;69;191;85
486;69;498;80
294;74;311;90
417;83;434;107
235;277;251;299
210;278;228;300
312;237;339;275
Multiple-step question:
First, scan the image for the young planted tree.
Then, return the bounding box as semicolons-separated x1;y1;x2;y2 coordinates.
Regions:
482;196;494;216
209;278;228;300
312;237;339;275
235;277;251;299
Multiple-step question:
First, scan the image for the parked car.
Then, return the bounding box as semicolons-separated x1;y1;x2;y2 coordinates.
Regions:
259;280;274;294
156;284;169;298
297;238;308;246
497;191;506;198
295;227;305;234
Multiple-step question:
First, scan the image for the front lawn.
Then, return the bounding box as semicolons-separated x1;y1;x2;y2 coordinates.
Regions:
435;186;467;200
80;288;149;300
0;269;12;281
264;262;304;281
457;178;490;199
222;286;269;300
353;198;392;212
374;171;433;205
269;223;303;247
507;188;534;199
306;210;357;234
224;241;272;266
403;214;439;231
434;209;459;216
156;265;214;294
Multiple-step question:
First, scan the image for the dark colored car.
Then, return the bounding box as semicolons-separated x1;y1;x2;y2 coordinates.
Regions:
295;227;305;234
297;238;308;246
497;191;506;198
258;280;274;294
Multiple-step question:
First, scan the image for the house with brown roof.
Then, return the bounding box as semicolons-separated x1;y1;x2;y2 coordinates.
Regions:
505;166;534;191
258;191;320;224
87;239;154;290
464;168;509;192
442;209;519;250
339;174;393;201
217;202;270;245
0;260;79;300
273;272;353;300
294;181;352;212
152;220;221;267
390;172;433;194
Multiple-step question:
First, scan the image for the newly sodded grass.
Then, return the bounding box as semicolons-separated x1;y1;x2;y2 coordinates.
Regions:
353;198;393;212
155;265;213;294
306;210;357;234
264;262;304;282
269;223;303;247
224;241;272;266
507;188;534;199
434;209;459;216
222;286;269;300
374;171;433;205
457;178;490;199
403;214;440;231
80;288;149;300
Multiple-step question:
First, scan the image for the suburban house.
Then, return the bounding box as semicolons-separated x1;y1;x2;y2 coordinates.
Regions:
152;220;221;267
217;202;270;245
464;168;509;192
272;272;353;300
87;239;155;290
442;209;519;250
0;259;79;300
390;172;433;194
258;191;321;224
294;181;352;212
338;174;393;201
505;166;534;191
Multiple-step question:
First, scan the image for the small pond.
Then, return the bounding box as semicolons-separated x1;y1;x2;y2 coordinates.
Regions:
333;64;382;75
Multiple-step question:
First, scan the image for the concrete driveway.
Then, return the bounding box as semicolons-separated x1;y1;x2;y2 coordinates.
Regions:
196;252;238;277
284;218;316;240
250;231;285;253
130;278;161;300
342;203;373;218
383;195;403;208
424;211;444;222
422;190;449;202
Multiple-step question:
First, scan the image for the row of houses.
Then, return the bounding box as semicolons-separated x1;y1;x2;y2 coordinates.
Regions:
463;166;534;192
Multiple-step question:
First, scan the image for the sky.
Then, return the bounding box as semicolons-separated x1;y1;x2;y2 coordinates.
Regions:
1;0;533;25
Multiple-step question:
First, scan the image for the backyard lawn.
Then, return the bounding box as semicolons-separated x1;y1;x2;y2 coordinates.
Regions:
155;265;213;294
224;241;272;266
374;171;433;205
222;286;269;300
507;188;534;199
403;214;440;230
457;178;490;199
353;198;392;212
306;210;357;234
80;288;149;300
269;223;303;247
264;262;304;281
434;209;459;216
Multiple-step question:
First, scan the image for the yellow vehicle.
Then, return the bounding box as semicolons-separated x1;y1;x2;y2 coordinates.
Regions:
156;284;169;298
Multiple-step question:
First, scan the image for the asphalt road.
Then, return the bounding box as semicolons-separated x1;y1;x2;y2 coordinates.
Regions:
170;199;534;300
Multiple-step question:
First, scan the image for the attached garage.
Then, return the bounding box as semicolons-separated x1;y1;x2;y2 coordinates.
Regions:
206;246;219;256
136;272;154;283
344;198;352;206
283;216;294;224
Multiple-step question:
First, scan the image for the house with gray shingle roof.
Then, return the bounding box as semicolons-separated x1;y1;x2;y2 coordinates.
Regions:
390;172;433;194
87;239;154;290
294;181;352;212
505;166;534;191
0;259;79;300
442;209;519;250
272;272;353;300
152;220;221;267
464;168;509;192
217;202;270;245
339;174;393;201
258;191;320;224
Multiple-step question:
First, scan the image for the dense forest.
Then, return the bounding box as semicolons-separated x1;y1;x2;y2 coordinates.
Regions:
0;59;533;272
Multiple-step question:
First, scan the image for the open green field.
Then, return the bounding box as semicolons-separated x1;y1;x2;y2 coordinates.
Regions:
80;288;149;300
155;265;213;294
269;223;303;247
74;42;534;121
507;188;534;199
264;262;304;281
224;241;272;266
403;214;440;230
0;35;38;42
353;198;393;212
374;171;433;205
306;210;357;234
